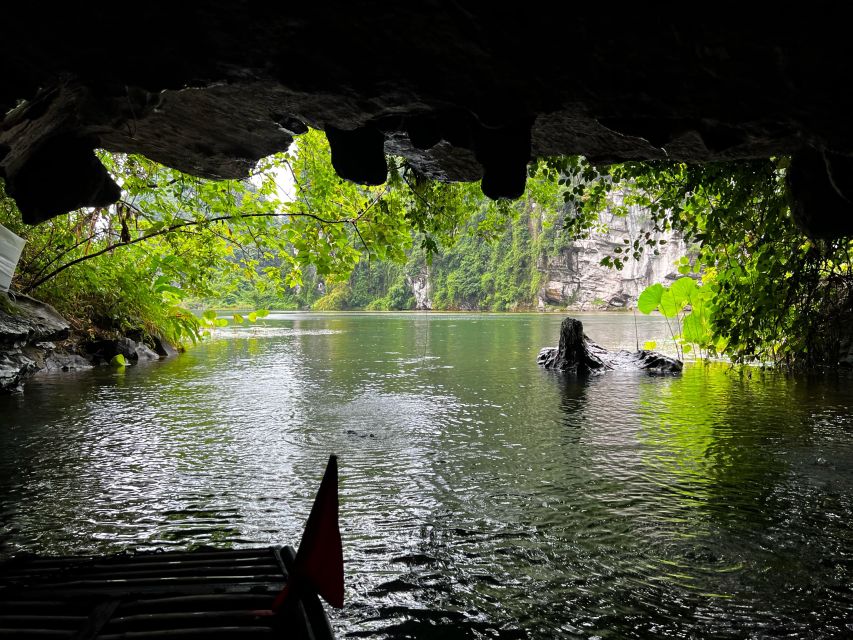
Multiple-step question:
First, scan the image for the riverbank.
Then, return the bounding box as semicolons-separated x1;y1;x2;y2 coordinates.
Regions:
0;291;177;393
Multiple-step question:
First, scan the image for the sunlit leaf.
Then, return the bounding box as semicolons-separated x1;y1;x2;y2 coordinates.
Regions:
658;289;681;318
682;312;707;345
637;283;664;314
669;277;696;307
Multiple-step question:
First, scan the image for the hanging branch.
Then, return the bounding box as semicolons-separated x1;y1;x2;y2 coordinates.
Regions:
23;202;372;293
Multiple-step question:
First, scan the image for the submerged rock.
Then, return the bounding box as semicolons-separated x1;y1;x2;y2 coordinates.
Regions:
115;337;160;362
42;350;94;372
150;334;179;358
85;336;166;365
0;350;38;392
537;317;682;375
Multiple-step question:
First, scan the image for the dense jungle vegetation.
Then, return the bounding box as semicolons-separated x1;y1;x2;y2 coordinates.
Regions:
1;131;851;369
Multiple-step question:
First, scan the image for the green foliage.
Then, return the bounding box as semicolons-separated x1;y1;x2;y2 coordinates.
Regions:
578;158;853;368
0;129;481;342
199;310;230;336
637;277;714;359
0;293;19;316
313;282;352;311
411;161;573;311
637;283;664;314
305;159;575;312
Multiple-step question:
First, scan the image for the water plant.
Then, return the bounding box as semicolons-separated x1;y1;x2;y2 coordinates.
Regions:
637;277;718;360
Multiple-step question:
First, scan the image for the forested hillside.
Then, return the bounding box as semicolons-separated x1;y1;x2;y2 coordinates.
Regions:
269;196;690;313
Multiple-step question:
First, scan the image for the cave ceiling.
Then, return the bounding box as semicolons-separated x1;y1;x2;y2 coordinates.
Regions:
2;4;852;237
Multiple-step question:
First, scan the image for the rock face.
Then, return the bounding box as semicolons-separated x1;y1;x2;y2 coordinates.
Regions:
538;317;682;375
0;292;81;392
407;269;432;311
3;7;853;238
150;335;179;358
0;293;69;345
1;292;177;393
0;350;37;393
538;194;690;309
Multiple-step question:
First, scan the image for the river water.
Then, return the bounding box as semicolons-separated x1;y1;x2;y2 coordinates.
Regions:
1;312;852;638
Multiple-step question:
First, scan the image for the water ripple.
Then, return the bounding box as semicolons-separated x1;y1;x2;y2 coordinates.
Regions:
2;314;852;638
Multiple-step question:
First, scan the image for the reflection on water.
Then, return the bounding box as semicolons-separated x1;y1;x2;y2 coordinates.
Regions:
1;312;852;638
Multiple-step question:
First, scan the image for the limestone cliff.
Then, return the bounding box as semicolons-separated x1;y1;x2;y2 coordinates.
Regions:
537;195;691;310
407;269;431;311
340;195;692;312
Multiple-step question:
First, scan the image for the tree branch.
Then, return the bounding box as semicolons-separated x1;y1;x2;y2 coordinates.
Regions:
24;204;357;292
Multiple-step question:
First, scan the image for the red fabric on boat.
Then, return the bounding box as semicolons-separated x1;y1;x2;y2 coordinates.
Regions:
274;455;345;610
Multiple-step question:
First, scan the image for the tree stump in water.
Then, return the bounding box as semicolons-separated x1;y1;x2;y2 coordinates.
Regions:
537;317;682;374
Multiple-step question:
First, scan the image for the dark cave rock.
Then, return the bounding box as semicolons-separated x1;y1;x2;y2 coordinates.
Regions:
788;149;853;239
326;125;389;185
405;116;443;151
2;6;853;238
475;118;532;200
538;317;682;375
6;134;122;225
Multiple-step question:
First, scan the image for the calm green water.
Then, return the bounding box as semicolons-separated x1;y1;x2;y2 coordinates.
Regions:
2;312;852;638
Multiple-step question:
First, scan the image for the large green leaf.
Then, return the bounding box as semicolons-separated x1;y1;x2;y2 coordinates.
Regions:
156;284;184;298
658;289;681;318
637;283;664;314
669;277;696;307
682;312;709;345
688;284;711;307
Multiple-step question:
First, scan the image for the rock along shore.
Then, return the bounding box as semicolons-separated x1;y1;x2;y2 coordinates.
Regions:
1;292;175;393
